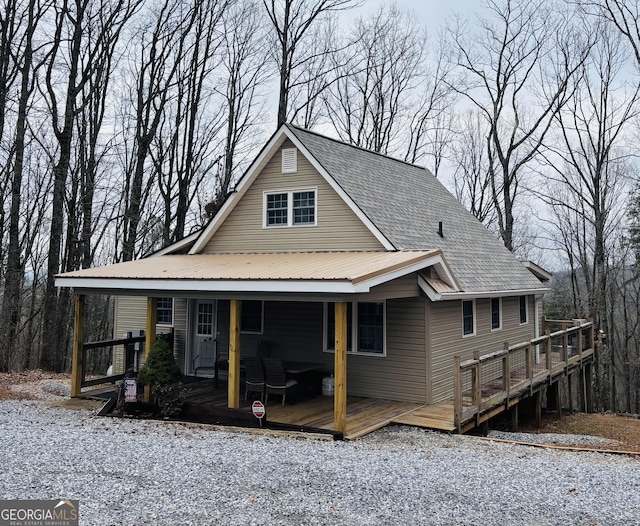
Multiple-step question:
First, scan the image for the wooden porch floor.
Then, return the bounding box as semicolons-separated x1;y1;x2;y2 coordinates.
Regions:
182;379;456;439
77;379;458;439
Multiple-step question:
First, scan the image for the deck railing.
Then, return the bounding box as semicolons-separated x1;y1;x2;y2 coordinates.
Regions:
453;319;594;432
79;333;147;389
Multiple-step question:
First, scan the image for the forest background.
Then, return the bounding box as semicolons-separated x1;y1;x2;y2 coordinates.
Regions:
2;0;640;414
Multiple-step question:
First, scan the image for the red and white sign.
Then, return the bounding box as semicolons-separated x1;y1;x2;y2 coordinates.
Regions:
251;400;265;419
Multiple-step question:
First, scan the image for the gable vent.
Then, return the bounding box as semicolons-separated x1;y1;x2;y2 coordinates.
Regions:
282;148;297;173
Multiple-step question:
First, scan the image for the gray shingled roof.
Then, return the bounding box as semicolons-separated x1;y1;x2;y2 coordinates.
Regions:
287;124;543;293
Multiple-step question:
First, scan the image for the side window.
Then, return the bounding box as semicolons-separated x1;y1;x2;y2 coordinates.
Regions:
462;300;475;336
157;298;173;325
519;296;528;324
241;300;263;334
490;297;501;330
325;302;385;355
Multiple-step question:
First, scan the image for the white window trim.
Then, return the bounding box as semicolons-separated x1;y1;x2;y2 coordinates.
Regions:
490;297;502;332
462;299;476;338
263;188;318;228
281;148;297;173
519;295;529;325
156;297;174;326
241;300;264;335
322;301;387;357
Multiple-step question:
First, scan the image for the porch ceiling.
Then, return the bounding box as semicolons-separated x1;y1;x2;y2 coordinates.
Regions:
55;250;455;295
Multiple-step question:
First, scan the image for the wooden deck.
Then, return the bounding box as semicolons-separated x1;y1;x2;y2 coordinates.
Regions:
180;379;456;439
80;378;457;439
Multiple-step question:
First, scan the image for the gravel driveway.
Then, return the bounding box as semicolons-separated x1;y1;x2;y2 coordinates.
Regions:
1;397;639;526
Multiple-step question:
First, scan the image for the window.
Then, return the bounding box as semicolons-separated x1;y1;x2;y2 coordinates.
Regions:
325;301;385;355
266;193;288;226
358;302;384;353
156;298;173;325
241;300;263;334
519;296;528;324
462;300;475;336
490;297;501;330
281;148;297;173
264;189;316;227
293;191;315;224
197;302;214;335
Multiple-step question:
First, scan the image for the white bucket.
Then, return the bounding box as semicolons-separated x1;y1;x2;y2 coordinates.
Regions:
322;376;334;396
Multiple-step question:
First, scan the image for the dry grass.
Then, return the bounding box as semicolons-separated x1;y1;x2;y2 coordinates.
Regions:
522;412;640;453
0;370;70;401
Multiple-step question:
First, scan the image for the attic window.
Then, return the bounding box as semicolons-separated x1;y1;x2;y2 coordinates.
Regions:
264;189;316;227
282;148;297;173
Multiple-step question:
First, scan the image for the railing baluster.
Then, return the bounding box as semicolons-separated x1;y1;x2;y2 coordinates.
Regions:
454;356;461;432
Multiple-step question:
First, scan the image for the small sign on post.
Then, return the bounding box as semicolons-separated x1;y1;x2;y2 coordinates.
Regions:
251;400;266;427
124;378;137;403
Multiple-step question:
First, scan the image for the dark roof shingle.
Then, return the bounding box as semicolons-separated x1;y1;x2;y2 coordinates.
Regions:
287;124;543;293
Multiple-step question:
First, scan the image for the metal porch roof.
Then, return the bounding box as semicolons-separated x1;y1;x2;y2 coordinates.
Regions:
55;250;453;295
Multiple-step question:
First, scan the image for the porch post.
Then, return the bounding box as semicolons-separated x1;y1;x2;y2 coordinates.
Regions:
70;294;85;397
334;302;348;435
144;297;157;403
228;299;241;409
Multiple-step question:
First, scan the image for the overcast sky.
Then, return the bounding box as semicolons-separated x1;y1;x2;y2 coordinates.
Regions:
353;0;477;34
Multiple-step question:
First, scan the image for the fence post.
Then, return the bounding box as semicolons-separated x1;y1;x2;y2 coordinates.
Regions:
70;294;85;398
577;324;583;363
472;351;481;419
453;356;461;432
502;342;510;409
526;343;533;383
545;329;552;371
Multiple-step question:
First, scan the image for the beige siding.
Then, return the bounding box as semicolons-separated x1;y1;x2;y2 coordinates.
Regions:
347;297;427;403
355;273;420;301
203;140;383;253
112;296;186;375
430;295;537;402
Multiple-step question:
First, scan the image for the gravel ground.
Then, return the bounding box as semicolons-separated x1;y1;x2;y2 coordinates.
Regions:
1;388;640;525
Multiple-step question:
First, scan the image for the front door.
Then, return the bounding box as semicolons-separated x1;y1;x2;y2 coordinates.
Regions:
191;300;217;376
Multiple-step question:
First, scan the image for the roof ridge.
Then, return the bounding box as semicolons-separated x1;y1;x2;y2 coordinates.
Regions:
285;123;431;172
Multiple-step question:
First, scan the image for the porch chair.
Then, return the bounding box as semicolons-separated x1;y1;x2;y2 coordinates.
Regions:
244;356;266;402
263;358;298;407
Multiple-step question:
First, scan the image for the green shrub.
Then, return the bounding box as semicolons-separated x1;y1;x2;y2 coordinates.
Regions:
138;338;181;387
138;338;185;417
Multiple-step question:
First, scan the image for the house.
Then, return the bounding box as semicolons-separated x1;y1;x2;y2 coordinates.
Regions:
56;124;554;435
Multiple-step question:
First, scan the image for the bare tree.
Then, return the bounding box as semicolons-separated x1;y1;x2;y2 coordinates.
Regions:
403;35;457;171
217;0;271;200
450;110;496;225
40;0;140;371
119;0;200;261
323;4;427;155
262;0;360;128
0;0;44;371
580;0;640;64
538;21;639;409
448;0;591;253
152;0;230;245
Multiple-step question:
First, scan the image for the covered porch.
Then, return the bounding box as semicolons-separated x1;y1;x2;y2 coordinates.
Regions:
58;251;456;437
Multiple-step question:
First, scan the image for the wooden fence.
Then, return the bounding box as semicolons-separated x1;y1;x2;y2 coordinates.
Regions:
453;320;594;432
